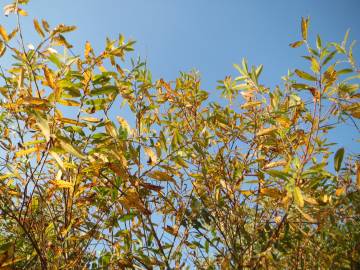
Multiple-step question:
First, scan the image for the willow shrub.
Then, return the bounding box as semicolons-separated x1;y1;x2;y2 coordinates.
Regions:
0;1;359;269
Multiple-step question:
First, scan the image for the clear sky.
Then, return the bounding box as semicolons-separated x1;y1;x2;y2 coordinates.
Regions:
2;0;360;151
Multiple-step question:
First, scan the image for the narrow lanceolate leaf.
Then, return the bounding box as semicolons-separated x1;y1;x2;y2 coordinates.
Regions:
0;41;6;57
22;97;49;105
49;151;66;172
15;147;37;158
144;147;157;165
43;66;56;89
311;58;320;74
292;83;310;90
295;69;317;81
50;180;73;189
33;19;45;38
263;160;287;170
85;41;92;58
256;126;277;136
18;8;28;16
58;139;86;159
297;207;317;223
147;171;176;184
289;40;304;48
105;121;117;137
0;25;9;42
303;196;318;205
241;101;262;109
57;99;80;107
334;147;344;172
294;186;304;208
116;116;131;134
90;85;118;96
301;17;309;40
260;188;283;198
58;117;86;127
34;113;51;142
80;116;101;123
42;19;50;32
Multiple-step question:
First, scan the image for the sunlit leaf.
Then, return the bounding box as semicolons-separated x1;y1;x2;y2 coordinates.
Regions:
294;186;304;208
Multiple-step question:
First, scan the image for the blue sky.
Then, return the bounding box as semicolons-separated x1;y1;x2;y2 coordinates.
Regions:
3;0;360;151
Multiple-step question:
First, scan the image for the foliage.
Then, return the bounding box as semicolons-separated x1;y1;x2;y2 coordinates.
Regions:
0;1;359;269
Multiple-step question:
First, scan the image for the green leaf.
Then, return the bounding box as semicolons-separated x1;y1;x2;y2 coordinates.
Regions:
119;212;136;222
264;170;290;181
336;68;353;75
295;69;317;82
292;83;310;90
322;51;336;66
334;147;344;172
316;34;322;50
90;85;118;96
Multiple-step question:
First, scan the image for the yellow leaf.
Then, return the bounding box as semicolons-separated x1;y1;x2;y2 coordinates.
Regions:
144;147;157;165
301;17;309;40
0;41;6;57
274;216;282;224
294;186;304;208
34;113;51;142
85;41;92;58
58;117;86;127
80;116;101;123
49;151;66;172
147;171;176;184
58;99;80;107
22;97;48;105
263;160;287;170
241;101;262;109
0;256;28;267
297;207;317;223
0;174;14;180
276;117;291;128
33;19;45;38
311;57;320;73
164;225;179;236
335;187;346;196
116;116;131;134
256;127;278;136
15;147;37;158
18;8;28;16
121;188;150;214
303;196;318;205
43;66;56;89
50;180;73;189
42;19;50;32
240;190;252;196
58;139;86;159
0;25;9;42
105;121;118;137
260;188;282;198
18;68;24;89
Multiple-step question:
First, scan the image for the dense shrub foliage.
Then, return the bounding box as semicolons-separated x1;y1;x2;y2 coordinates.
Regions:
0;1;359;269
